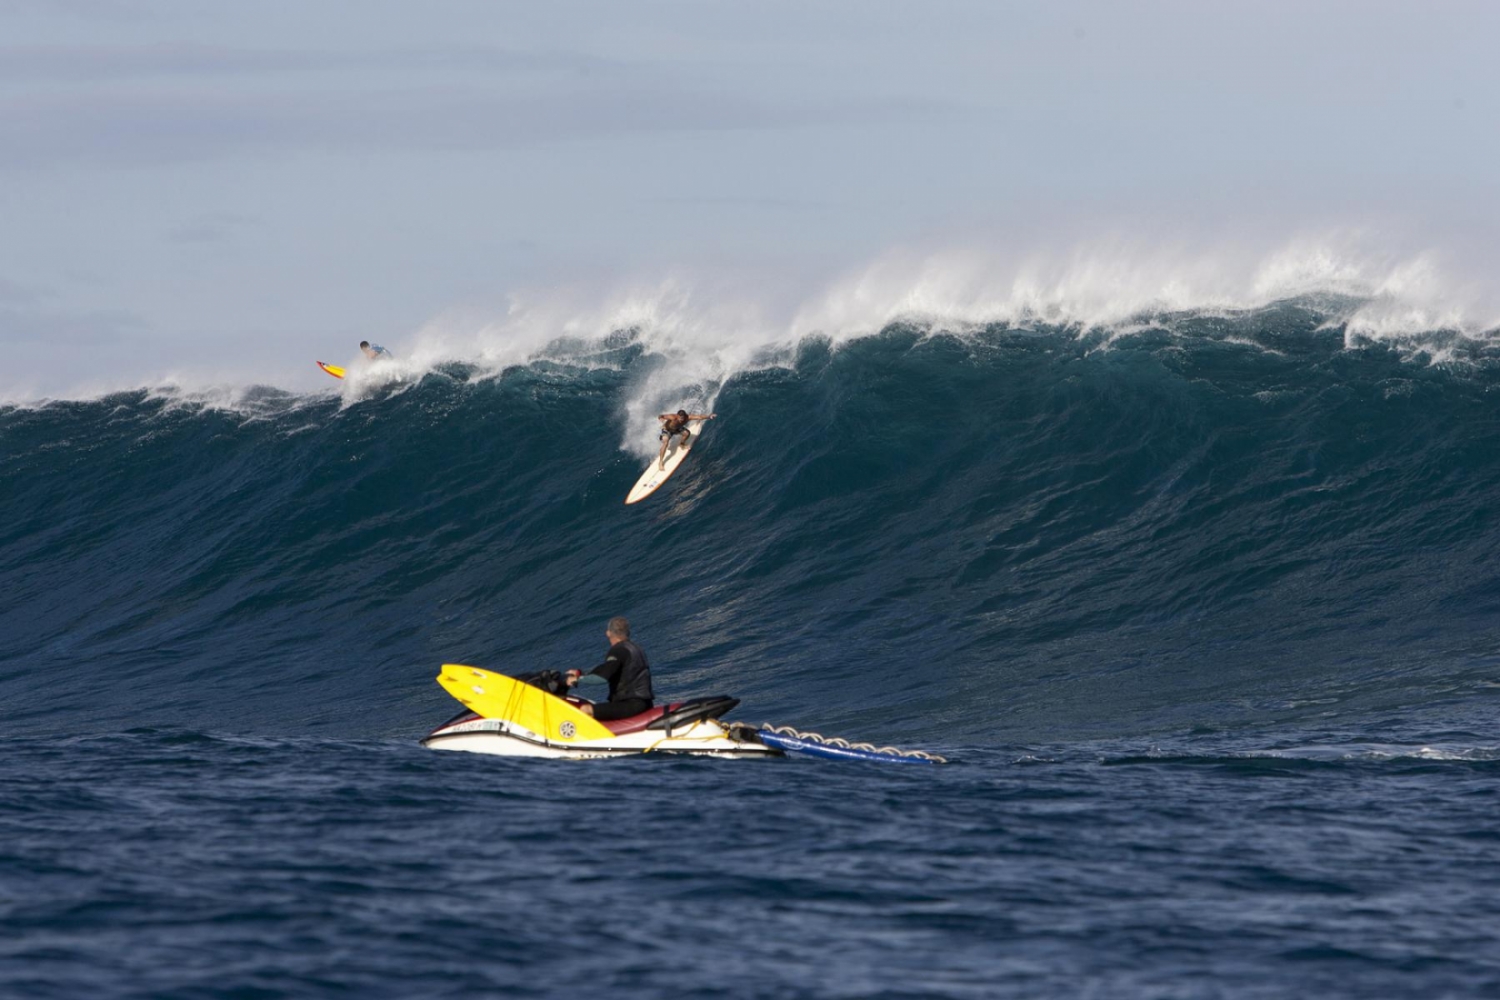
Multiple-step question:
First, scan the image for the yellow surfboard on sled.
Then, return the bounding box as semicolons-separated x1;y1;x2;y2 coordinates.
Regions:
436;664;612;742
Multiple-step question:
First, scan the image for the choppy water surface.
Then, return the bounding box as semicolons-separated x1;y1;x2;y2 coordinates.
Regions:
4;305;1500;996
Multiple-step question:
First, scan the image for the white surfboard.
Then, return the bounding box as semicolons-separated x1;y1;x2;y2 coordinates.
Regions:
625;430;698;504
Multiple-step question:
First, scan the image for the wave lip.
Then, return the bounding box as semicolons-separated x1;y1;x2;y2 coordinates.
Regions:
9;229;1499;412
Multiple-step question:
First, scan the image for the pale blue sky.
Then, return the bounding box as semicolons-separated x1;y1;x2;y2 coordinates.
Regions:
2;1;1497;396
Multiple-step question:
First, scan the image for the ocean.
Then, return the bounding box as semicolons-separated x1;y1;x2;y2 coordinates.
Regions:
3;300;1499;998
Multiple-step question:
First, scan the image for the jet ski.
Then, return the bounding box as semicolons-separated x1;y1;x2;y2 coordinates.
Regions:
421;664;782;760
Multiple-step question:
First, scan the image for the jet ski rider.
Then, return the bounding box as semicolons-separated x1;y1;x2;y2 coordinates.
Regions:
565;616;655;721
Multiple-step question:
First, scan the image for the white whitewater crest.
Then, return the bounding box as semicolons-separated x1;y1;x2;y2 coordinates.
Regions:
796;233;1500;342
330;356;420;410
411;278;778;459
397;232;1500;453
1267;742;1500;763
7;232;1498;413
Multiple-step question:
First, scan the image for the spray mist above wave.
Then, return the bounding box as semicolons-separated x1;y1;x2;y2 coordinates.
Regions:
6;230;1496;413
410;230;1499;366
795;233;1500;341
390;231;1499;447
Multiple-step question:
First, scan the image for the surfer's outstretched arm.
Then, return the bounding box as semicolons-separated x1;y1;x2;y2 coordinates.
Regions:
687;413;717;422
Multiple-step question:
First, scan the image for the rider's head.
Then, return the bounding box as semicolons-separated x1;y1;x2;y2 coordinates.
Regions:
606;616;631;642
359;341;370;349
677;409;688;420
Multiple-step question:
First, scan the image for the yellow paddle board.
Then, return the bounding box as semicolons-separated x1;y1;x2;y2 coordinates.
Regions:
436;665;613;742
316;361;345;379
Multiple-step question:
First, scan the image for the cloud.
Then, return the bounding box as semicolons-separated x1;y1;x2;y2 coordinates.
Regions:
646;194;834;213
0;80;951;170
0;276;42;305
0;304;146;345
0;43;621;83
166;212;254;244
1;0;152;24
0;36;957;171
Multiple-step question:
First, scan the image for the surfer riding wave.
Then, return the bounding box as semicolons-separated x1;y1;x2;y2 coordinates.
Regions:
658;409;715;468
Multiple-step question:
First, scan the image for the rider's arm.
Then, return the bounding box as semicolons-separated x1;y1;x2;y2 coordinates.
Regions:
567;653;620;687
590;651;624;679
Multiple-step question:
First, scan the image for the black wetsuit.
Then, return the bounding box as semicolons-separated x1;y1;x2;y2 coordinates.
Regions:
585;640;654;721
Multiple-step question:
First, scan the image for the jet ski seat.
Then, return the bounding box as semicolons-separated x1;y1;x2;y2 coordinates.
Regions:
600;704;672;735
595;697;742;735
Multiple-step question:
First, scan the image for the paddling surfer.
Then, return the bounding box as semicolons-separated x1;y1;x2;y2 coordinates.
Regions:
565;617;654;721
657;409;716;468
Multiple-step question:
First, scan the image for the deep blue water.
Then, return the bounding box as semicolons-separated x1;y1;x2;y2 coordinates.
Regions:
4;304;1500;997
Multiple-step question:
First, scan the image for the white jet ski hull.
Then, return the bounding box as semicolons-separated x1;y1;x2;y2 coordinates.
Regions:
421;713;782;760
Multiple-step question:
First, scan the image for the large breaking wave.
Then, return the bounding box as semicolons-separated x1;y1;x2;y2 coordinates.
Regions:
5;277;1500;750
